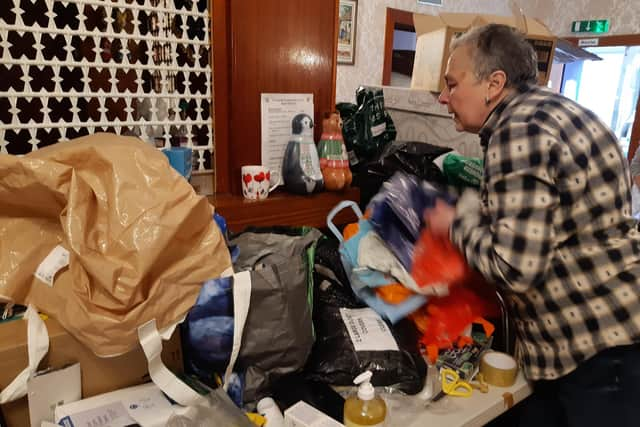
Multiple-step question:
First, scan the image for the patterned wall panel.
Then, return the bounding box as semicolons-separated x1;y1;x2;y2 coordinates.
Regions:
0;0;214;176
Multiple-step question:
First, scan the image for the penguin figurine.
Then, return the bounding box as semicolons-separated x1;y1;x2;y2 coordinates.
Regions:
282;113;324;194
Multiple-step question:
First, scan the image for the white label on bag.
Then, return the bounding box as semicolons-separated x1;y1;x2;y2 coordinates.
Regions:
370;122;386;137
340;308;399;352
34;245;70;287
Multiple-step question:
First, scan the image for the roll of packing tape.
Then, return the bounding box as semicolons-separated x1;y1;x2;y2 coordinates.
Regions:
480;351;518;387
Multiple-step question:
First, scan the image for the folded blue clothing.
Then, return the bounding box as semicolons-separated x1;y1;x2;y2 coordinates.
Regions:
187;316;234;363
187;276;234;321
183;276;245;408
343;256;427;323
339;218;427;323
214;212;240;262
185;276;234;363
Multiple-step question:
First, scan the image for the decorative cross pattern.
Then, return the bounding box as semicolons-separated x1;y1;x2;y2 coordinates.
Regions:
0;0;214;175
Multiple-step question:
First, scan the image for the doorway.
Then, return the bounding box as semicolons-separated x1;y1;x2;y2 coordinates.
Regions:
551;45;640;156
552;35;640;161
382;8;415;87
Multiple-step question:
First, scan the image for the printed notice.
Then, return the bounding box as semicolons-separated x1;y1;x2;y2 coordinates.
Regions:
340;307;399;352
260;93;314;186
58;402;134;427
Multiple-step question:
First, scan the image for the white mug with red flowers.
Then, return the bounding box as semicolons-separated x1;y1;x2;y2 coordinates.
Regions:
241;165;278;200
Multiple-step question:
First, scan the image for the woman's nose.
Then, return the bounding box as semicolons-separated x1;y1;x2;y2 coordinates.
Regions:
438;89;449;105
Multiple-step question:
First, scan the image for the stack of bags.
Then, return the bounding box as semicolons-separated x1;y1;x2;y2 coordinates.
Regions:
329;172;499;364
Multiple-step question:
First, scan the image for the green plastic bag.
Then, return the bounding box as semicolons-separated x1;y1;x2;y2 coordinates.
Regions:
434;151;484;189
337;87;396;166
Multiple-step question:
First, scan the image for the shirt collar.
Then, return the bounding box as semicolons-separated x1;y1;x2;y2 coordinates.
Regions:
478;83;534;148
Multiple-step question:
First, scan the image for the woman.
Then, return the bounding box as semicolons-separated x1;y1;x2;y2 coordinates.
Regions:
425;23;640;426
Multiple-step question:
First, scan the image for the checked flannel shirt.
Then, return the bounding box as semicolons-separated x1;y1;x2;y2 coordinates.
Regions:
450;84;640;380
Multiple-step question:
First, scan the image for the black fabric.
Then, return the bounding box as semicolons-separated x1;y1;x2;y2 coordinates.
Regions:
311;236;360;310
518;344;640;427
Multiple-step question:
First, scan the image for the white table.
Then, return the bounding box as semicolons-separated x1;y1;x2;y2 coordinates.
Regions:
385;372;532;427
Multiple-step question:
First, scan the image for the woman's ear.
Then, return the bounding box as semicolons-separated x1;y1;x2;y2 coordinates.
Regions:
487;70;507;101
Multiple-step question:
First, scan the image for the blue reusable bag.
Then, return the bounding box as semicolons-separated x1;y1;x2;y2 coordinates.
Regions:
327;201;426;324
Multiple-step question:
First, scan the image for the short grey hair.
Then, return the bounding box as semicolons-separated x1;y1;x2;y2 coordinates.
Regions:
450;23;538;87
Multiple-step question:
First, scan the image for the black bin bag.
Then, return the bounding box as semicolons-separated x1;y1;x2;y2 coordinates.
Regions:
356;140;452;208
304;237;427;395
367;140;451;184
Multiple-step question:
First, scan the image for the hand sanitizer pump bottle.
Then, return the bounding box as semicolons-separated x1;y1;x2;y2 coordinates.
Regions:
343;371;387;427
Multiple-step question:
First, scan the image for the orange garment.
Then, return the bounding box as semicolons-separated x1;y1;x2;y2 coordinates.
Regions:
374;283;414;304
411;228;470;290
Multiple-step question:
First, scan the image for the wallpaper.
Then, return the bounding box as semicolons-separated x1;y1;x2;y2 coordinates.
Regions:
379;85;481;157
337;0;640;103
389;108;481;157
0;0;214;175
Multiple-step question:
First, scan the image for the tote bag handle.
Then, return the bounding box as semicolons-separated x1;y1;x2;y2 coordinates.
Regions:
326;200;363;242
0;305;49;404
138;269;251;405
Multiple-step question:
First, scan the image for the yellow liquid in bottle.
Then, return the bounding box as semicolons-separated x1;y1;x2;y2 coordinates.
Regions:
343;396;386;427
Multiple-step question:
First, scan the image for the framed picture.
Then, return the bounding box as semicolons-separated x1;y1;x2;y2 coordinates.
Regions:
337;0;357;65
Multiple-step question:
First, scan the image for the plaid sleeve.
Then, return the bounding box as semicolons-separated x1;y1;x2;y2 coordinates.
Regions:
451;122;558;293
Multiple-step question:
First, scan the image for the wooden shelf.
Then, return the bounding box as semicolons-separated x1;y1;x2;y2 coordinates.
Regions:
209;187;360;233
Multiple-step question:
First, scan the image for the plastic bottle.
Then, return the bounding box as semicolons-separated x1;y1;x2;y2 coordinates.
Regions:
343;371;387;427
257;397;285;427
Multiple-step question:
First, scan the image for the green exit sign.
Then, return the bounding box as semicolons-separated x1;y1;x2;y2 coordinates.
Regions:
571;20;609;33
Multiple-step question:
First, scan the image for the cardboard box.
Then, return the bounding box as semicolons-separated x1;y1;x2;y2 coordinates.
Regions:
0;317;183;427
28;363;82;427
410;12;556;92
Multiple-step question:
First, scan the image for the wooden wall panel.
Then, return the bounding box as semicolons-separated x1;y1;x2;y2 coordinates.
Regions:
215;0;338;195
212;0;231;193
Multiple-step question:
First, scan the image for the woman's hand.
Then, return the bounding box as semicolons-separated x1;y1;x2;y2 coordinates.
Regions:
423;198;456;237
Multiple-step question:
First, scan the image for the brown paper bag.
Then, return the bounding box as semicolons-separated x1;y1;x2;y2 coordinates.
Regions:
0;133;231;357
